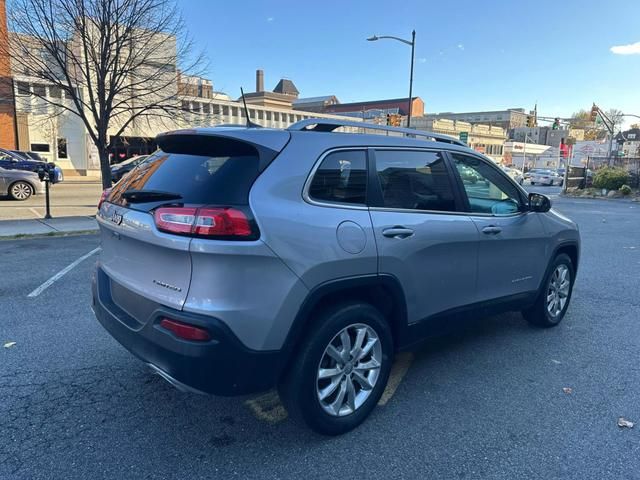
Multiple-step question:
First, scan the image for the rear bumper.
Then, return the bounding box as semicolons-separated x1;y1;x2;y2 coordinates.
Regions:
91;267;284;396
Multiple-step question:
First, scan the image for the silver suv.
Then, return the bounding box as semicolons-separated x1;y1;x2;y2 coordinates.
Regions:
92;119;580;435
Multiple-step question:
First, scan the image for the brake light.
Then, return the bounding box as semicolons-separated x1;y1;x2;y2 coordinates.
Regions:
159;318;211;341
98;188;112;209
154;206;254;238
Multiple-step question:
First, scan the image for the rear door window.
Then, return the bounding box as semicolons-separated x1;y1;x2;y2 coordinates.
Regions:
373;149;457;212
308;150;367;205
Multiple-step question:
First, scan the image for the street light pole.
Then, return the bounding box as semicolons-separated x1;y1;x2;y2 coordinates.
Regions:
367;30;416;128
407;30;415;127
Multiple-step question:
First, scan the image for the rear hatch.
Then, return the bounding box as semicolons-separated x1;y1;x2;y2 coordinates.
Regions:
97;128;290;311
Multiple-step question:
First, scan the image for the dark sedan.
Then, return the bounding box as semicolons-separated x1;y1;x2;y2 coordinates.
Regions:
0;166;43;200
110;155;149;183
0;148;63;183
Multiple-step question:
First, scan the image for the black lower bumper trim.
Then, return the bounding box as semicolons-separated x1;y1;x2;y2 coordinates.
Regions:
92;268;283;396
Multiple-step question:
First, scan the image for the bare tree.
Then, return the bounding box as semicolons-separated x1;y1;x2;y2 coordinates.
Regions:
4;0;206;188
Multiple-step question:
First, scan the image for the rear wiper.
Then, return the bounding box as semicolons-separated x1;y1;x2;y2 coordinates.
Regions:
122;189;183;203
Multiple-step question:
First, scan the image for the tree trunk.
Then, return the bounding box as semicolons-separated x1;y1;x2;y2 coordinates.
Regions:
98;148;112;189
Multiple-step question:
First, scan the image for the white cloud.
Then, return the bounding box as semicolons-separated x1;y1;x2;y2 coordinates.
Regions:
266;17;274;22
457;43;464;51
418;57;427;63
610;41;640;55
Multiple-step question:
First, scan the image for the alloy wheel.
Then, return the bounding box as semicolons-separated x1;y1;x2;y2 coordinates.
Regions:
316;323;382;417
546;264;571;318
11;182;32;200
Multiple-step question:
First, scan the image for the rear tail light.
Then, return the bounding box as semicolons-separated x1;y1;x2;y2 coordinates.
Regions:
154;206;255;239
98;188;112;209
159;318;211;341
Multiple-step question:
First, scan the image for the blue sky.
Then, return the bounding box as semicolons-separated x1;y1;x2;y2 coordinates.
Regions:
181;0;640;126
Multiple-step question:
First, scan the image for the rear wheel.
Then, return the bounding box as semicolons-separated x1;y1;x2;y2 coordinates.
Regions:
279;302;393;435
9;181;33;201
523;253;574;327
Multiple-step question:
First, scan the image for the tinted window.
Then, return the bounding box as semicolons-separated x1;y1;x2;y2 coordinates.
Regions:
308;150;367;205
108;148;260;210
375;150;456;212
452;154;522;215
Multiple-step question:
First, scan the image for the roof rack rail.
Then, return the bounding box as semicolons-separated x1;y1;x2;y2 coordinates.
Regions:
287;118;467;147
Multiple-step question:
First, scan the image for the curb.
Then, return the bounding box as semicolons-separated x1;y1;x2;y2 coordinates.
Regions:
0;229;99;241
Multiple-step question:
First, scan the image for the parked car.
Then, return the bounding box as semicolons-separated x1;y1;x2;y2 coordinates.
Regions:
523;168;545;181
530;169;564;186
501;165;524;185
11;150;44;161
0;148;63;183
110;155;149;183
93;120;580;435
0;166;43;200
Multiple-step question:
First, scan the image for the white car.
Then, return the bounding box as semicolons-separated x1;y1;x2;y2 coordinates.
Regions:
501;166;524;185
530;169;563;186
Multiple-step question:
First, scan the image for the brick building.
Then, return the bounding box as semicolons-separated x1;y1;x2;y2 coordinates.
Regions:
0;0;16;150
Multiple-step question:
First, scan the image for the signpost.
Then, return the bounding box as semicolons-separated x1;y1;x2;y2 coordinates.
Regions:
459;131;468;144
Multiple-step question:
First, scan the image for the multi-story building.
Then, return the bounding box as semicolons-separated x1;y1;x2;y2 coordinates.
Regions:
322;97;424;120
426;108;530;130
614;127;640;158
410;117;507;163
511;126;584;147
293;95;340;113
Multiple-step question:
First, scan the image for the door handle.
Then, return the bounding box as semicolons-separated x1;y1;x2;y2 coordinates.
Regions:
382;227;414;239
482;226;502;235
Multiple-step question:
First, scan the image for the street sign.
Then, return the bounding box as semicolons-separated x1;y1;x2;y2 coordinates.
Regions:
459;131;469;144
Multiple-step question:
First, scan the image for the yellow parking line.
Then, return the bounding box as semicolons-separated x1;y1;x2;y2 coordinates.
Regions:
245;352;415;423
378;352;414;406
244;390;288;424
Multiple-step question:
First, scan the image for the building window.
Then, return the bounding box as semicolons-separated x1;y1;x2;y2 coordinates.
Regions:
202;103;211;114
57;138;68;158
49;86;62;98
266;111;272;121
273;112;279;121
191;101;200;112
16;81;30;95
32;84;47;97
31;143;50;152
258;110;264;120
289;114;294;122
181;101;190;112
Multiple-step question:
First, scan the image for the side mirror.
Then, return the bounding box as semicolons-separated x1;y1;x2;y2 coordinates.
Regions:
528;192;551;213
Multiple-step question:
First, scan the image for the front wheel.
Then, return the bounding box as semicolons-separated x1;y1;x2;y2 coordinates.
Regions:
9;181;33;201
279;302;393;435
523;253;575;327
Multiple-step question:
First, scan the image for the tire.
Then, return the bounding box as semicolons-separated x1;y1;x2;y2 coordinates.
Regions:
523;253;575;328
9;181;33;201
278;302;394;435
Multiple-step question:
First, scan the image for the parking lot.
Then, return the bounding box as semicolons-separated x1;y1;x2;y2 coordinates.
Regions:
1;191;639;479
0;181;102;221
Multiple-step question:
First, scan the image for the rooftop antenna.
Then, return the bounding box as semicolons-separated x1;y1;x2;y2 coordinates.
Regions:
240;87;262;128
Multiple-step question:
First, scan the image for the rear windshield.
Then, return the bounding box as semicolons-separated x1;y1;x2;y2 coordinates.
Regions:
108;149;260;209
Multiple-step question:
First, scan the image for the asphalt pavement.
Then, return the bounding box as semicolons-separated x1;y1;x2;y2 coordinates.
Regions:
1;193;639;479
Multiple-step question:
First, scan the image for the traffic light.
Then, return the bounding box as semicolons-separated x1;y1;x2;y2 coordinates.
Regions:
552;118;560;130
590;104;599;122
386;114;391;126
526;115;534;127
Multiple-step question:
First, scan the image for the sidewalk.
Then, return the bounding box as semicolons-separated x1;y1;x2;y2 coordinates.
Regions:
0;215;98;238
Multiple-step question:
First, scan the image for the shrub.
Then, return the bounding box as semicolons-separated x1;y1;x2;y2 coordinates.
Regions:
619;184;632;196
593;167;630;191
